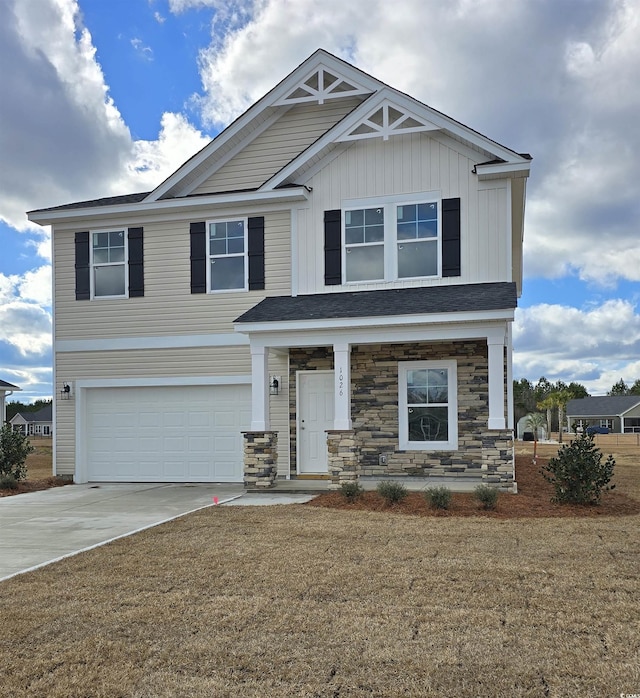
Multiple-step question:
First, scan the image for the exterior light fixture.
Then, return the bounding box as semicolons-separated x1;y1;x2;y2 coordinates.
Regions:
60;383;72;400
269;376;280;396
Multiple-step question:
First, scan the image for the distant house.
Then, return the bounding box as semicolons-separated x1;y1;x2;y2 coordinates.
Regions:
567;396;640;434
0;379;21;424
10;404;53;437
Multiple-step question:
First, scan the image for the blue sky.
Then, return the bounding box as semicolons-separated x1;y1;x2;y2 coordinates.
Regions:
2;0;640;402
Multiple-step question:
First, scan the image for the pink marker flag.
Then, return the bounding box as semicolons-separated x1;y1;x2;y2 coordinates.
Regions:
213;496;219;505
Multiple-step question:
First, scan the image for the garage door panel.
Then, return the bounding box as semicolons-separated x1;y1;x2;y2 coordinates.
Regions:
85;385;250;482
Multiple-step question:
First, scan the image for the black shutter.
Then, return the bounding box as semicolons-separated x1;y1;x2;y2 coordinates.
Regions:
247;216;265;290
442;197;461;277
190;222;207;294
75;232;90;300
128;227;144;297
324;209;342;285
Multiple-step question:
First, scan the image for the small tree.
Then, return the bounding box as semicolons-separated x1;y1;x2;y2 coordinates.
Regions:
0;424;34;481
541;430;615;505
525;412;546;464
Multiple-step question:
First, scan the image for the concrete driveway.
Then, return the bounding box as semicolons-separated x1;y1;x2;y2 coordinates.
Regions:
0;483;314;581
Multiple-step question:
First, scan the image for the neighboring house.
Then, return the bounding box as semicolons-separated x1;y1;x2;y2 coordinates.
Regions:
28;49;531;490
10;404;53;437
567;396;640;434
0;379;21;424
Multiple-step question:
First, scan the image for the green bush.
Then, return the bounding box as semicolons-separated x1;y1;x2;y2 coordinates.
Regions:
425;486;452;510
376;481;408;504
474;484;499;510
541;430;615;505
339;481;364;502
0;474;18;490
0;424;33;482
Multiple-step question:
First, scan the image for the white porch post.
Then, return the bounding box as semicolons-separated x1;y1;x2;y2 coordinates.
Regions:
333;342;352;430
506;322;514;429
487;332;506;430
250;345;269;431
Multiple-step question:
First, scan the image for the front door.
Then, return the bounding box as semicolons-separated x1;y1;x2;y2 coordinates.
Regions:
298;371;334;474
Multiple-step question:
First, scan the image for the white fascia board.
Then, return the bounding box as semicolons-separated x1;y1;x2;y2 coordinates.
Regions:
235;309;514;337
56;333;249;353
240;319;509;351
475;161;531;179
28;188;309;225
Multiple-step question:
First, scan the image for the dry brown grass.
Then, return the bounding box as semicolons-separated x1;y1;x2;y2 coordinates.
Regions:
1;441;639;697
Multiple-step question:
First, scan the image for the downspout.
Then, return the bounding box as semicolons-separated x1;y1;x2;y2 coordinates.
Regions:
2;390;14;424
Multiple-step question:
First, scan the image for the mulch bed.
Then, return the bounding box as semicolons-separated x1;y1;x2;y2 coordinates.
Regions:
307;454;640;518
0;477;68;498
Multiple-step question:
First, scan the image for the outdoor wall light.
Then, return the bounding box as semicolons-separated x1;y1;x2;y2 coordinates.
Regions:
60;382;72;400
269;375;280;396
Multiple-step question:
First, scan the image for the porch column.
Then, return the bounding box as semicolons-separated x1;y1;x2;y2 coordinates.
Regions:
250;345;269;431
487;333;506;430
333;342;352;430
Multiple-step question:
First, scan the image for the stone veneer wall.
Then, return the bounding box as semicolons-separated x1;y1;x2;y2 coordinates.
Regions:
243;431;278;488
327;430;358;489
289;341;514;486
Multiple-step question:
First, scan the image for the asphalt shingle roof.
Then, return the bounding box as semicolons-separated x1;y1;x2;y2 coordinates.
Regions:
12;405;53;423
235;282;517;324
567;396;640;416
0;379;20;390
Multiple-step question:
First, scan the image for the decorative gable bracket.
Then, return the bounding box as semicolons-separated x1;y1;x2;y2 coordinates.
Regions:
274;66;371;105
336;100;440;142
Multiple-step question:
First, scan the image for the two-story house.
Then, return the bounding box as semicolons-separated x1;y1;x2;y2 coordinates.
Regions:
29;49;531;491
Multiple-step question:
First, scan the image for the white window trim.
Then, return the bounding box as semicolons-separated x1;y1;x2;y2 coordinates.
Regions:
341;191;441;285
398;359;458;451
90;228;129;299
206;217;248;294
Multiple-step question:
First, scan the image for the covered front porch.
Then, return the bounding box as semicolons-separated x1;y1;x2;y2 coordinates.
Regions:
234;284;518;493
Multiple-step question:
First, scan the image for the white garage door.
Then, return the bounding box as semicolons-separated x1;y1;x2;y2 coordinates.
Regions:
85;385;251;482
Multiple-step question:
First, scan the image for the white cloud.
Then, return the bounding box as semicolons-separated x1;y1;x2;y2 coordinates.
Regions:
514;300;640;392
131;38;154;61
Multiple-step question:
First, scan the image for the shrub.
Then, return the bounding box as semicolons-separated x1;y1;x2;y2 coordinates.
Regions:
541;430;615;505
0;474;18;490
339;481;364;502
474;484;499;510
376;481;408;504
425;486;452;510
0;425;33;482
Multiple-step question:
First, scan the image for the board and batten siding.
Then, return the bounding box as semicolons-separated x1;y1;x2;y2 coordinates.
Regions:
191;98;364;195
294;132;510;295
54;209;291;341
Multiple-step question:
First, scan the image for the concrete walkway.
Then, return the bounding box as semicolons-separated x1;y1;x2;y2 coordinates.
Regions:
0;483;315;582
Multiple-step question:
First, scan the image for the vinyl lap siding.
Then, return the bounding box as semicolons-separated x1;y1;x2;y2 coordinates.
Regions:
54;209;291;340
192;98;363;195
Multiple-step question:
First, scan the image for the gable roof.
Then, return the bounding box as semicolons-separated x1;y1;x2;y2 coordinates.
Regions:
567;396;640;417
0;380;21;391
235;282;517;324
10;404;53;423
28;49;531;225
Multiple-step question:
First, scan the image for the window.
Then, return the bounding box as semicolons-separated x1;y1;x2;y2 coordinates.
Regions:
91;230;127;297
398;360;457;450
342;194;440;283
600;419;613;430
344;207;384;281
208;219;247;291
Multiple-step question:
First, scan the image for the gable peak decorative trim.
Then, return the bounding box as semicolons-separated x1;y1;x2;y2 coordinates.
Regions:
336;99;440;142
274;65;371;106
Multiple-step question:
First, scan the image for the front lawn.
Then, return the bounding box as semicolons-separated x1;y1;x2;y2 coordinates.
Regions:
2;457;639;697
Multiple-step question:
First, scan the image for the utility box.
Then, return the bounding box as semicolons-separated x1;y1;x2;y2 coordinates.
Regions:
378;453;389;466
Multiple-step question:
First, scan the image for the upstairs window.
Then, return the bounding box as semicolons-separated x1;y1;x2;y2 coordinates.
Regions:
344;207;384;282
208;219;247;292
91;230;127;298
342;195;440;283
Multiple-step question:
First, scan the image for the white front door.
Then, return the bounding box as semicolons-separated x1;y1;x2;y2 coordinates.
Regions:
298;371;334;474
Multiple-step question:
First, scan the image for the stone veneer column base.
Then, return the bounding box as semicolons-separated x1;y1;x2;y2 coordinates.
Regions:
481;429;516;492
327;430;359;490
243;431;278;489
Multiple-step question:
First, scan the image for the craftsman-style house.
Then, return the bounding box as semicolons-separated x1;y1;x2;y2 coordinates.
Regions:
28;50;531;491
